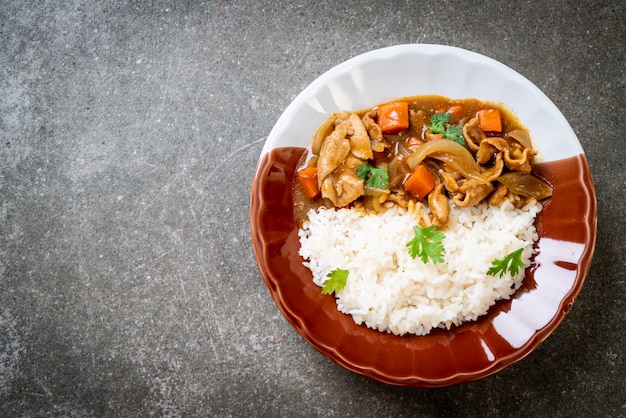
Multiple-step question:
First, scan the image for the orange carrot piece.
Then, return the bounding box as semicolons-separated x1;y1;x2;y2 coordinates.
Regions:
297;167;319;199
377;102;409;134
407;136;425;148
403;164;436;200
447;105;464;122
477;109;502;133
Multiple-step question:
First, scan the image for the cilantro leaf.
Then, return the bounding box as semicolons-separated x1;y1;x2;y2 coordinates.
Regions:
366;166;389;189
356;164;370;180
322;268;349;295
406;225;445;264
444;125;466;145
356;164;389;189
487;248;525;278
428;112;466;146
427;112;450;134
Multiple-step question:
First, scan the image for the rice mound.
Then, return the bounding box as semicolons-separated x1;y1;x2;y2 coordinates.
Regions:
298;200;541;336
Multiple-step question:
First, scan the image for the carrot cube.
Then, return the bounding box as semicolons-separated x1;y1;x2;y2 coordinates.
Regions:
377;102;409;134
477;109;502;133
404;164;436;200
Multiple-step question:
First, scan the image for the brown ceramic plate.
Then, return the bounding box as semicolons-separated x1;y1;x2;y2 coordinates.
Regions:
250;45;596;387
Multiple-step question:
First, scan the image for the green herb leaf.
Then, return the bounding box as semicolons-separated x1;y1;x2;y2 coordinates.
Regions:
428;113;466;146
444;125;465;145
356;164;370;180
356;164;389;189
322;268;349;295
366;166;389;189
487;248;525;278
427;112;450;134
406;225;445;264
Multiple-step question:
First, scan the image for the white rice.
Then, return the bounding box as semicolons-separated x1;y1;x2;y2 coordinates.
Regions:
298;200;541;336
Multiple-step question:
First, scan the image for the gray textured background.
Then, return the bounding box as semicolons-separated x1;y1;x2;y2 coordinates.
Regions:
1;1;624;416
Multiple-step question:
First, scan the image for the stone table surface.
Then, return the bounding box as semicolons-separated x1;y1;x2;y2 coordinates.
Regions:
1;1;624;416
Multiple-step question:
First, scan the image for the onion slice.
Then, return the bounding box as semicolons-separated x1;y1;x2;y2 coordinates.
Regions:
497;172;553;200
505;129;533;149
311;113;337;155
406;139;489;185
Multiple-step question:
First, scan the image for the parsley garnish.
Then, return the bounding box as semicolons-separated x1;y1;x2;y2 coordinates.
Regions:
356;164;389;189
427;112;450;134
322;268;349;295
356;164;370;180
406;225;445;264
427;112;466;146
487;248;525;278
444;125;464;145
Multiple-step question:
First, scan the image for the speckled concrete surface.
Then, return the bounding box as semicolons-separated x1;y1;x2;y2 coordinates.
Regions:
1;1;624;416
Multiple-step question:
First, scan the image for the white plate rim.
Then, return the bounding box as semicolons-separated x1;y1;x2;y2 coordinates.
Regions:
260;44;583;162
